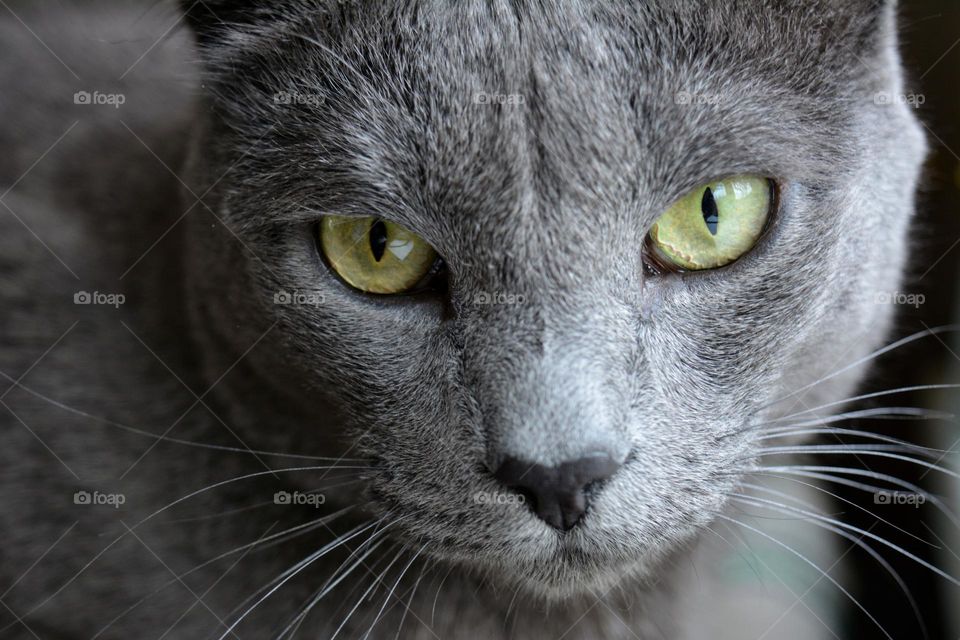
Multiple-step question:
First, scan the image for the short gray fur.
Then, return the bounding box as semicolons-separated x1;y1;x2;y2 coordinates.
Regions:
0;1;928;638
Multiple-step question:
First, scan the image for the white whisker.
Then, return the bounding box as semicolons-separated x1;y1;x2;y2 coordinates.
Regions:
362;543;428;640
751;450;959;478
91;507;353;639
219;518;393;639
761;325;960;410
729;495;959;586
329;544;407;640
740;478;937;548
752;443;943;460
763;407;951;432
753;466;960;530
770;384;960;422
717;514;893;639
277;533;392;639
755;428;945;455
430;562;455;627
123;465;372;540
393;551;431;640
157;477;364;526
728;496;929;639
0;369;365;462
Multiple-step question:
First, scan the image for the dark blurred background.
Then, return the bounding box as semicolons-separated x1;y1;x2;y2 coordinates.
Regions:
834;2;960;638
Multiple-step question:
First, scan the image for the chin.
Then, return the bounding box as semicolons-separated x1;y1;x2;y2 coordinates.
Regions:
438;528;676;602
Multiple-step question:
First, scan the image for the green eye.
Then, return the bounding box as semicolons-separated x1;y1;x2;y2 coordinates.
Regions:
648;176;774;271
319;216;440;294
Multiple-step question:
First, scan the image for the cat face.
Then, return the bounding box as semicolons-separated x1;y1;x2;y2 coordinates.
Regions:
182;0;926;598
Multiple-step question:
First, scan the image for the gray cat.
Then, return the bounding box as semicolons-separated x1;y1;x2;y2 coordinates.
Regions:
0;0;938;638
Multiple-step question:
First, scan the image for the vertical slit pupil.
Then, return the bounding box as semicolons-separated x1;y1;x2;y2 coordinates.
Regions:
369;219;388;262
701;187;719;236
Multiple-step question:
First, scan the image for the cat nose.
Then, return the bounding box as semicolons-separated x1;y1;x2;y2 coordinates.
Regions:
493;453;621;531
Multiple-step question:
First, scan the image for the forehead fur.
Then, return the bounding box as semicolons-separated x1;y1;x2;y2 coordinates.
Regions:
191;1;895;247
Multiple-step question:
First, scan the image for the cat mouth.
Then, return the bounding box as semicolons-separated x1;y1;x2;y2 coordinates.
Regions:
401;522;672;600
357;450;719;599
488;548;653;599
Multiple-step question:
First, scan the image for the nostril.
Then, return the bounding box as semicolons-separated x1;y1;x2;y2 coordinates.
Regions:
493;452;621;531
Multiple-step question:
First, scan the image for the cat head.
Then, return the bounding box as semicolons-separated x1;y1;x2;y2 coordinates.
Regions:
180;0;926;598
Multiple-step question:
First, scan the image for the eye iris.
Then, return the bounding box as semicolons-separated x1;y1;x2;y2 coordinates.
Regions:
701;187;719;236
319;215;440;294
369;219;388;262
647;176;772;271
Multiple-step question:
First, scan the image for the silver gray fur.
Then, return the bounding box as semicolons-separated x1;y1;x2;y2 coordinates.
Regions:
0;0;928;638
